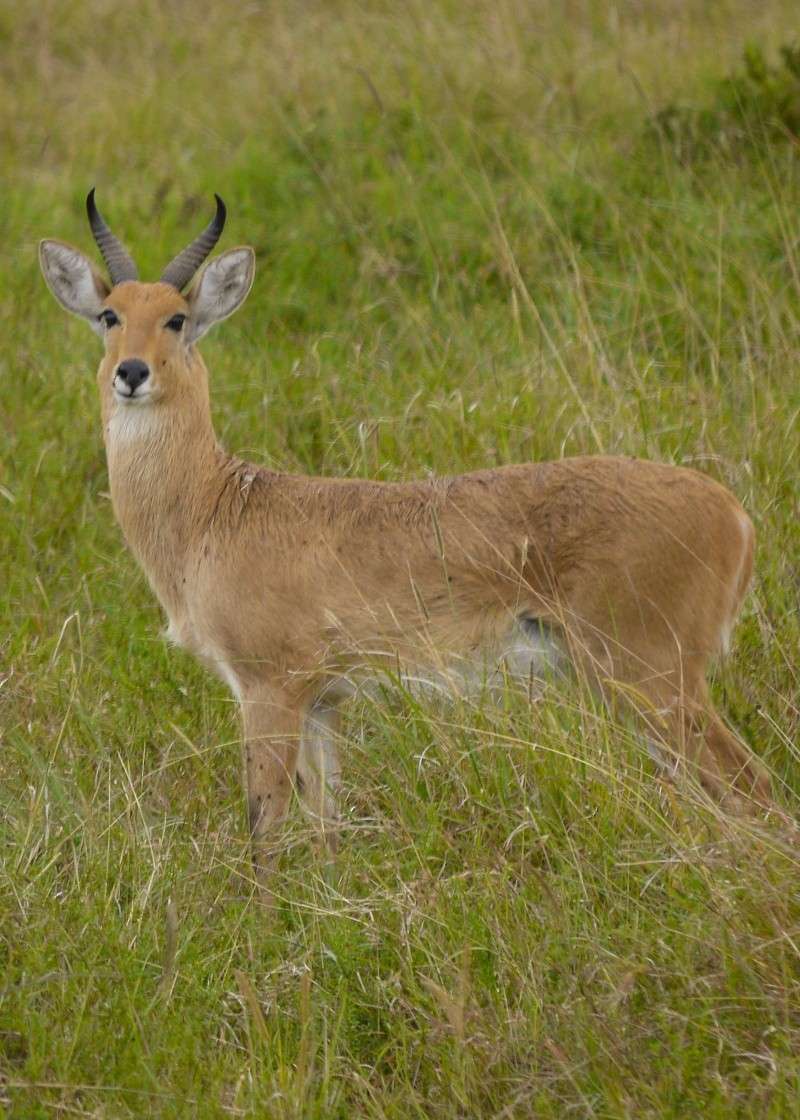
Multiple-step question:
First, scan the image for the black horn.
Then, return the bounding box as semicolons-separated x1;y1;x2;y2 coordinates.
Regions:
160;195;226;291
86;189;138;285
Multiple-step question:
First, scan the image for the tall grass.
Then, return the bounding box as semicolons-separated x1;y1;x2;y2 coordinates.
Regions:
1;2;799;1115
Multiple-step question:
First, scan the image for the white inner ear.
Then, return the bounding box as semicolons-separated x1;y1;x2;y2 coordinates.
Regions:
40;241;108;332
187;248;254;342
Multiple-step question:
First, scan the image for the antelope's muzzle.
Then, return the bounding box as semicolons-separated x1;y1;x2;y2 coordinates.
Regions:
115;359;150;398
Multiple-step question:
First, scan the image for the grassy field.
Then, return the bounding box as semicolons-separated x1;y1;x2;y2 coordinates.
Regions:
2;1;800;1115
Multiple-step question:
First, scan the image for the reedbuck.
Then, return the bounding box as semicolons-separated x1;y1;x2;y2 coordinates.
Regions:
40;193;777;885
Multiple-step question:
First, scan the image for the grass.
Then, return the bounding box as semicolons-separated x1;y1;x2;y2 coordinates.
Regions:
2;0;800;1115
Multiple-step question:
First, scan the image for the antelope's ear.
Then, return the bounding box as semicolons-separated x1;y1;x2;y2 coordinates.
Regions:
185;247;255;343
39;240;110;334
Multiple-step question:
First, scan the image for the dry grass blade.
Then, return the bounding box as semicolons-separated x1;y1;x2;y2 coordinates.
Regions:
157;895;179;996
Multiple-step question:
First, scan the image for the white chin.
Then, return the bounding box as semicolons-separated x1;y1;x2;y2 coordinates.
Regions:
114;390;152;404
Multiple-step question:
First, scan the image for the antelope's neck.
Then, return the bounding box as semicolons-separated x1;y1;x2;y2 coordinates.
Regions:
103;400;224;617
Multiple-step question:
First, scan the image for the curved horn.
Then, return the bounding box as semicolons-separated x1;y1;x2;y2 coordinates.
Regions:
85;189;138;285
160;195;227;291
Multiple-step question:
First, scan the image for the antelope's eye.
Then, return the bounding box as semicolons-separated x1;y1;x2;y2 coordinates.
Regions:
165;314;186;332
99;309;119;329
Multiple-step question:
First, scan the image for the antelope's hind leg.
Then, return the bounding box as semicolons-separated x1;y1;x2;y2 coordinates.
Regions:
663;679;773;814
570;626;774;815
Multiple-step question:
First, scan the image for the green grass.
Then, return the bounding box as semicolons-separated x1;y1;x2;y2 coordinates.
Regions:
2;1;800;1115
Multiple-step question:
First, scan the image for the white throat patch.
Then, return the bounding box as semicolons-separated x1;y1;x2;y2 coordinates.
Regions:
106;402;163;445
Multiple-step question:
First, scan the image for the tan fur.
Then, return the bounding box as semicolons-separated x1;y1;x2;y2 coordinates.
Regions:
44;263;777;886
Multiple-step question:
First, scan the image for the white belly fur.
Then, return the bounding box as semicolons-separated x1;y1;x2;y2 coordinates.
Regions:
166;613;562;710
317;616;564;706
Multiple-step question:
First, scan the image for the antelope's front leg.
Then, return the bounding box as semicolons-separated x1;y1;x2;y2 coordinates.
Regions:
298;702;342;854
239;684;303;891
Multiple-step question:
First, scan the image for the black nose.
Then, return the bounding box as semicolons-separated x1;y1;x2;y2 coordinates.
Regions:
116;359;150;393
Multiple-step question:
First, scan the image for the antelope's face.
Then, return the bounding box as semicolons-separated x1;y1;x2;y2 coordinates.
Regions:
96;282;191;409
39;191;255;425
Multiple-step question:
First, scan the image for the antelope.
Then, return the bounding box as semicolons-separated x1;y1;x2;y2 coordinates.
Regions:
39;192;777;886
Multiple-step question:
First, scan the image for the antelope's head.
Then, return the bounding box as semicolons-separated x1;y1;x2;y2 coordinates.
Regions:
39;192;255;424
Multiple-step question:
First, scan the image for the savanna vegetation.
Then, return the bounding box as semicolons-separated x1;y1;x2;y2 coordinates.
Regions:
1;1;799;1115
